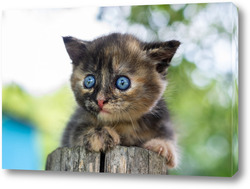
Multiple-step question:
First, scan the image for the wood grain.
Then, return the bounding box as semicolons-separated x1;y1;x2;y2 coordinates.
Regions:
46;146;167;175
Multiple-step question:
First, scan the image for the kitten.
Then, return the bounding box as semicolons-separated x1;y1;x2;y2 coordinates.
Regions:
61;33;180;168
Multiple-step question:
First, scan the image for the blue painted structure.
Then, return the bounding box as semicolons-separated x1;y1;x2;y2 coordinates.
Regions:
2;114;41;170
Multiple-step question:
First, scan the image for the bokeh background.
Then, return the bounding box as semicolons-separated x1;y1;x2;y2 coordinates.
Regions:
2;2;238;176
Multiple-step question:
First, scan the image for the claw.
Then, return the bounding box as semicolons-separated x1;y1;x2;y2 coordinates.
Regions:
158;147;163;156
145;145;152;150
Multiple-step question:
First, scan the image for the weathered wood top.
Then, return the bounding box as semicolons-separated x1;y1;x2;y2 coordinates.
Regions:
46;146;168;175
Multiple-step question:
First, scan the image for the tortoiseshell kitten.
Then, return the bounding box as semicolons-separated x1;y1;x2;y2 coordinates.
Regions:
61;33;180;168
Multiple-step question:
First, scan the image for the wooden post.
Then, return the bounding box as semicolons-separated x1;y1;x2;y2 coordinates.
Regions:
46;146;168;175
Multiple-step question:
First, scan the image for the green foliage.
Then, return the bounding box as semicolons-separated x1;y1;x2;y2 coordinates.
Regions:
2;84;76;169
128;4;207;30
165;61;233;176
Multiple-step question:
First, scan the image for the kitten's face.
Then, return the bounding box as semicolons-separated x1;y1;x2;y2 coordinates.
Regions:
63;33;179;123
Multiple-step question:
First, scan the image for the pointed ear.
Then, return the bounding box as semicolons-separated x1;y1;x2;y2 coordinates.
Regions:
62;36;89;64
143;40;180;74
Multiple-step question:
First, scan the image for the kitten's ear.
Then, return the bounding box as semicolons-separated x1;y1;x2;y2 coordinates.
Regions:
62;36;89;64
143;40;180;74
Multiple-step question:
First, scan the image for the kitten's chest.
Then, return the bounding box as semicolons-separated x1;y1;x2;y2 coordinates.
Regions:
112;121;155;146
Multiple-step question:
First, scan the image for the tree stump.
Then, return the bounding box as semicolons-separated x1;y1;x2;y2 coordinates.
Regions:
45;146;168;175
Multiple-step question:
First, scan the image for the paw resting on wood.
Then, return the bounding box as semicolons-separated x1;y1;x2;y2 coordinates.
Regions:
83;126;120;152
143;138;178;168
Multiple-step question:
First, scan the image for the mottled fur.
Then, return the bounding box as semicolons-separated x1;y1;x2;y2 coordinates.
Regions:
61;33;180;168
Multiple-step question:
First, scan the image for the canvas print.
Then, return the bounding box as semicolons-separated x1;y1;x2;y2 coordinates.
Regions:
2;2;238;177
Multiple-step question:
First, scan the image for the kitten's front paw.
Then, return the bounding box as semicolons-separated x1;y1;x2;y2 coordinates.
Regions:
143;138;178;168
84;126;120;152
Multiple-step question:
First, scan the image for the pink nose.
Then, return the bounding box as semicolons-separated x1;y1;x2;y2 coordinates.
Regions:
98;100;104;109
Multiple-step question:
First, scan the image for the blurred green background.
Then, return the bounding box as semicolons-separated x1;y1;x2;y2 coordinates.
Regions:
2;3;238;176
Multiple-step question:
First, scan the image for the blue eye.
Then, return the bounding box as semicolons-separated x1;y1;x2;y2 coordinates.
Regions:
84;75;95;89
116;76;130;91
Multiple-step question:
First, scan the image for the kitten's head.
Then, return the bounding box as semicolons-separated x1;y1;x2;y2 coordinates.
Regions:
63;33;180;123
